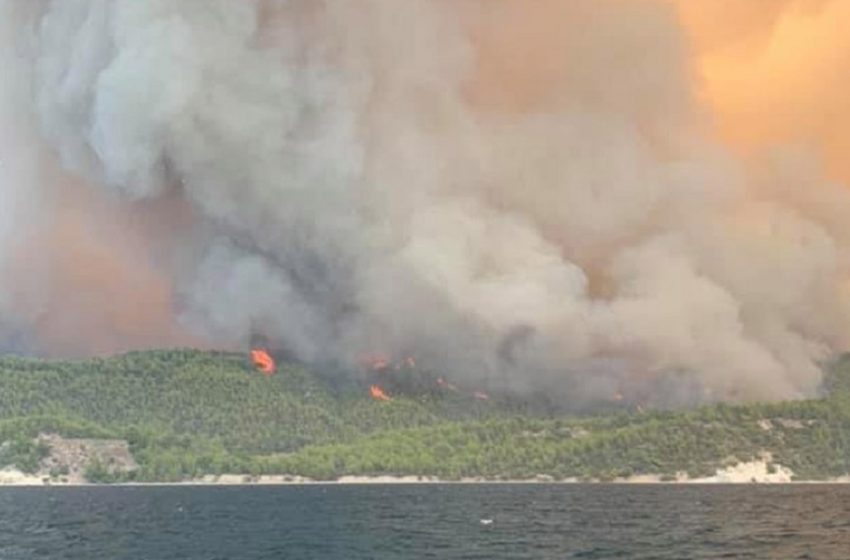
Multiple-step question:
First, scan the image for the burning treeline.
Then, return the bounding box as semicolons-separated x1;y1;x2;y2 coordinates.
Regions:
358;353;489;403
250;348;276;376
1;0;850;407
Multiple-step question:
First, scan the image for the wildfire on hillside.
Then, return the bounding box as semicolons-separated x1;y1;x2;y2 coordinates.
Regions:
360;353;417;372
370;384;391;401
250;348;276;375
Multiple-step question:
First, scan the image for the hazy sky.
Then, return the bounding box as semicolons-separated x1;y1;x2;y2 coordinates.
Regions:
1;0;849;406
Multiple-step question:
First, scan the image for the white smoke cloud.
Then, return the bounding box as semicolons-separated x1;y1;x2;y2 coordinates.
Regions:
2;0;850;404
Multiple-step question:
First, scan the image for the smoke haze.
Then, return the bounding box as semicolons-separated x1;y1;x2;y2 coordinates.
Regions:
1;0;849;405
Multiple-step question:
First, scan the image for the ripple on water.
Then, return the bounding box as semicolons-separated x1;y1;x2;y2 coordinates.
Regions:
0;485;846;559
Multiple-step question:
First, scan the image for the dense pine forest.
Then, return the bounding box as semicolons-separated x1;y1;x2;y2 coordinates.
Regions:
0;349;849;482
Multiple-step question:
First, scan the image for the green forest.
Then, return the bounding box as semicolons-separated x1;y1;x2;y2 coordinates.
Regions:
0;349;849;482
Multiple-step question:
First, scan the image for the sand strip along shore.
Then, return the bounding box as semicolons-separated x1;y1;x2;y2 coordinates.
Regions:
3;459;850;486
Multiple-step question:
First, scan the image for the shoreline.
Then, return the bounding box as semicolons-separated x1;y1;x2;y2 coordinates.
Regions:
5;476;850;488
2;459;846;487
4;479;850;487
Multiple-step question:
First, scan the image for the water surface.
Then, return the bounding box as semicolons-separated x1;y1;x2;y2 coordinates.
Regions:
0;484;847;559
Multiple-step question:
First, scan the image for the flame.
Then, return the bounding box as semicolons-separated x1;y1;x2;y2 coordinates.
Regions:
437;376;490;401
360;354;390;371
359;353;417;372
250;348;276;375
369;384;391;401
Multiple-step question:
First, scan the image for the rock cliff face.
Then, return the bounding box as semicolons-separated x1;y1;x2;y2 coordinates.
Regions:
37;433;137;483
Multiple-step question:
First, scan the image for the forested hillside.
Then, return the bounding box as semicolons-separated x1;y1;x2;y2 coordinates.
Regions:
0;349;849;482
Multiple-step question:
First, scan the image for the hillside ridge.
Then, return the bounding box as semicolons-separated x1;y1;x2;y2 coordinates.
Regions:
0;349;848;483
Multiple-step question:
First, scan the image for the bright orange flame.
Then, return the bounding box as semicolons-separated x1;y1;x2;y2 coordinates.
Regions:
251;348;276;375
370;384;391;401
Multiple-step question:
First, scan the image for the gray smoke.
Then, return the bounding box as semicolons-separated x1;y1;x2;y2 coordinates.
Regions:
2;0;850;404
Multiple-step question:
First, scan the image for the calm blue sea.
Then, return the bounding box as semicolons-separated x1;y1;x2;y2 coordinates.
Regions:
0;484;847;559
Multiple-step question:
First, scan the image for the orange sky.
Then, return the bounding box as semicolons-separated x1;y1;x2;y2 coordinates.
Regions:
3;171;199;357
677;0;850;184
8;0;850;367
464;0;850;186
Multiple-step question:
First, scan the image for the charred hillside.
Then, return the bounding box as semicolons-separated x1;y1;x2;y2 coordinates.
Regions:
0;349;848;482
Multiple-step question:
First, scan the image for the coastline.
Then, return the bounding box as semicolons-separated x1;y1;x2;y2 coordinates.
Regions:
2;460;849;486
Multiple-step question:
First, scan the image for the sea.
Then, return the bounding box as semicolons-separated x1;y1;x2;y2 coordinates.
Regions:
0;484;847;559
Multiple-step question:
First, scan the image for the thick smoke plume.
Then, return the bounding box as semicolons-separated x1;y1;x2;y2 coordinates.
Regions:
2;0;850;405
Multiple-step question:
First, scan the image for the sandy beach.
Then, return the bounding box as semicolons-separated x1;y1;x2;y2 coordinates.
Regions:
1;458;848;486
